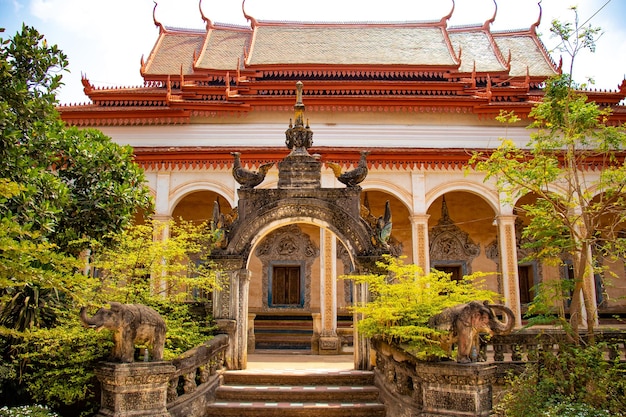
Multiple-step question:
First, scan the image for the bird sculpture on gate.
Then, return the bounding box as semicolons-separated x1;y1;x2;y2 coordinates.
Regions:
231;152;274;189
325;150;370;188
375;200;393;247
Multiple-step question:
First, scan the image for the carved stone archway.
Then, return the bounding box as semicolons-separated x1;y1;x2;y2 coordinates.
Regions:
210;82;387;370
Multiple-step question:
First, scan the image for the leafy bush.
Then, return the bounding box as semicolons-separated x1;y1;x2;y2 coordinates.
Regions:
0;405;59;417
494;343;626;417
344;255;498;360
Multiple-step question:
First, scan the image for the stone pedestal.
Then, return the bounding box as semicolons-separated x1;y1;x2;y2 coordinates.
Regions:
319;335;341;354
94;361;175;417
418;362;496;417
278;154;321;189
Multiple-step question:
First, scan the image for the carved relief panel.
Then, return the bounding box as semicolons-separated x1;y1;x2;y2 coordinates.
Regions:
429;197;480;276
255;225;319;311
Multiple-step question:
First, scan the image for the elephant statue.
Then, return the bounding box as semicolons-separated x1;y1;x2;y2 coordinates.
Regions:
80;302;166;363
428;300;515;363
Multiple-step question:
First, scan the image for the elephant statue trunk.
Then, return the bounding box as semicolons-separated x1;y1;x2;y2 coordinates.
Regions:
80;302;167;363
80;307;99;329
428;300;515;363
487;303;515;335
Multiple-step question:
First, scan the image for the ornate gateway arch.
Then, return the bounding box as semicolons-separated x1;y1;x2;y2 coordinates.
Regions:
210;83;388;369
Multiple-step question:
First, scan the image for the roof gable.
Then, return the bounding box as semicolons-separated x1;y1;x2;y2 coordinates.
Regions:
143;30;205;76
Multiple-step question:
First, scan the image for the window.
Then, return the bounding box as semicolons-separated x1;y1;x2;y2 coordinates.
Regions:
432;263;465;281
270;265;303;307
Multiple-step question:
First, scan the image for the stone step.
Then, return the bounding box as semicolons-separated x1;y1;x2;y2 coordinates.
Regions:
222;370;375;387
207;369;385;417
205;401;386;417
254;315;314;350
216;384;381;402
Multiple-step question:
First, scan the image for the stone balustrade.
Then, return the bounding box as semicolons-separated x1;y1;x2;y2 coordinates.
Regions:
166;333;229;417
93;334;229;417
372;329;626;417
488;328;626;362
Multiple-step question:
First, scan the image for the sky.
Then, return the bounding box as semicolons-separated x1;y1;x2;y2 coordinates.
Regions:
1;0;625;105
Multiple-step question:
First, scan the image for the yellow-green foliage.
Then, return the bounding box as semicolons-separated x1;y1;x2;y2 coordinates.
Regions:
90;218;221;304
88;218;223;358
344;256;498;360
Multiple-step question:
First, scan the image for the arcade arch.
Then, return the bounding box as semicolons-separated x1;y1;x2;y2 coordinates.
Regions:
171;190;232;224
427;191;499;293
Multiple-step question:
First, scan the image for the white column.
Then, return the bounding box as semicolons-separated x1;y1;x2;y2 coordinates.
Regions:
410;172;430;272
154;172;171;217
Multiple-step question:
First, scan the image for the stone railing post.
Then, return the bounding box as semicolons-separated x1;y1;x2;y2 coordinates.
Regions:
94;362;175;417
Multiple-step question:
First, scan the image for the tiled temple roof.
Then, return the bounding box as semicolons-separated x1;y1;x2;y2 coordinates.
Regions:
247;24;457;67
58;3;626;126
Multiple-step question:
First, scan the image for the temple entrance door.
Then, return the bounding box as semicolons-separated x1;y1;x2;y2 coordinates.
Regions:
270;265;303;307
246;224;353;357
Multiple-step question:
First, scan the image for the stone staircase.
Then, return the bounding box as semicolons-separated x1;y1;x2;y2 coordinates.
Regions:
205;369;386;416
253;314;313;350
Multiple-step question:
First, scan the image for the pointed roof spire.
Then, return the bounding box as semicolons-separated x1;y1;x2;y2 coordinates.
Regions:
294;81;304;127
285;81;313;156
441;195;450;221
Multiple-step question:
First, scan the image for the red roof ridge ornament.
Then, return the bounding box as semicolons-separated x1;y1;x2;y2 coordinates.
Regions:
81;73;93;94
199;0;214;30
242;0;258;28
152;1;165;34
482;0;497;30
530;1;543;34
439;0;455;26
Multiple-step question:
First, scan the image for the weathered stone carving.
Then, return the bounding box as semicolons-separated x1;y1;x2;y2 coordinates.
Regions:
428;301;515;363
326;150;370;188
80;302;166;362
285;81;313;155
231;151;274;189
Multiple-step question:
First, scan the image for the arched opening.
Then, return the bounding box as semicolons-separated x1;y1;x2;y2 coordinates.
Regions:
171;190;232;225
427;191;499;294
246;222;355;356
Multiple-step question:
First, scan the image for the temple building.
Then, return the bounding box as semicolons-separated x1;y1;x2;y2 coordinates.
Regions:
59;1;626;364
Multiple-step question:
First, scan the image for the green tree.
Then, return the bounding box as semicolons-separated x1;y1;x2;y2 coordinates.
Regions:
3;219;222;414
345;256;497;360
494;343;626;417
0;25;161;415
0;24;152;329
470;9;626;338
0;25;152;253
0;179;94;331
